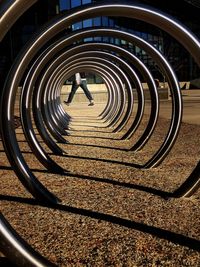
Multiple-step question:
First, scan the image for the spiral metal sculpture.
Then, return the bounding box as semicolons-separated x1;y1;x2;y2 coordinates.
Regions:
0;1;199;265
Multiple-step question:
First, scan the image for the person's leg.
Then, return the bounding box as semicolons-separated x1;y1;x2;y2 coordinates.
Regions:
64;81;79;105
80;80;94;105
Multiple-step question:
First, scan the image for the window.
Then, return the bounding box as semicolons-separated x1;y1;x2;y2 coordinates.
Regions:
71;0;81;8
83;19;92;28
82;0;91;4
93;17;101;26
72;21;82;30
115;38;120;45
135;46;142;57
109;19;114;27
121;39;127;45
59;0;70;11
102;17;108;26
103;37;109;42
59;0;91;11
84;37;93;42
94;37;102;42
141;32;148;39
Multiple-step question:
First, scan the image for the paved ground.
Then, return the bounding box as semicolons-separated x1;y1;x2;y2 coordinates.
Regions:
165;90;200;125
63;92;200;125
61;88;200;125
0;93;199;266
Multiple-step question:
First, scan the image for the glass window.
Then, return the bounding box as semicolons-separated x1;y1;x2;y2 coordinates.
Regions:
94;37;102;42
72;21;82;30
142;49;146;55
71;0;81;8
109;19;114;27
93;17;101;26
82;0;91;4
83;19;92;28
110;37;114;44
115;38;120;45
84;37;93;42
141;32;148;39
135;46;141;55
59;0;70;11
121;39;126;45
103;37;109;43
102;17;108;26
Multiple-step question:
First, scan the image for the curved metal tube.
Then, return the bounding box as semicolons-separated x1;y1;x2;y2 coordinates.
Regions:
48;60;125;126
32;75;68;142
0;1;57;266
0;212;56;267
43;4;200;192
0;2;199;204
21;67;65;164
46;27;182;167
47;62;120;131
37;49;135;133
24;26;180;169
18;34;125;150
40;58;117;129
36;55;126;135
0;0;37;41
52;70;111;129
172;161;200;198
38;45;126;127
20;44;118;150
79;43;156;139
0;2;200;266
19;29;141;144
1;3;199;189
1;19;66;204
27;29;141;135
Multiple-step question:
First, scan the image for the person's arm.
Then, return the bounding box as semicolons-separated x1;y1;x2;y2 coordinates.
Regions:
75;73;82;85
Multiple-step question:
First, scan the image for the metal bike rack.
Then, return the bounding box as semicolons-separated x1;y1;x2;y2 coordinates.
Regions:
0;1;199;266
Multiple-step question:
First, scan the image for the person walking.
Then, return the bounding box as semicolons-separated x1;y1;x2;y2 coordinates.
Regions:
64;72;94;106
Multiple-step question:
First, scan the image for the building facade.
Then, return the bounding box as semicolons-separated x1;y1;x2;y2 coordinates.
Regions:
0;0;200;86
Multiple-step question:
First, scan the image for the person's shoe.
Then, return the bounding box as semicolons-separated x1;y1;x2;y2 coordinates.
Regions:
64;100;70;106
88;100;94;106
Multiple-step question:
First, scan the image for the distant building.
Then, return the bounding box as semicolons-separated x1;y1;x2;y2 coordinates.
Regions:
0;0;199;86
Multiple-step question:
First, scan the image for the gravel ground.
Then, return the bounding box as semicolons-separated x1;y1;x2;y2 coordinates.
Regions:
0;101;199;266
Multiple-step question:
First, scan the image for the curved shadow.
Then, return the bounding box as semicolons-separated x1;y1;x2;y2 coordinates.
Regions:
69;127;112;132
0;257;18;267
51;153;141;168
63;141;129;151
0;195;199;252
68;134;121;140
0;166;170;198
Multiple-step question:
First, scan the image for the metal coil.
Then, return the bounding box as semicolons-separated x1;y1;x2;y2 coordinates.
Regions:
0;1;199;266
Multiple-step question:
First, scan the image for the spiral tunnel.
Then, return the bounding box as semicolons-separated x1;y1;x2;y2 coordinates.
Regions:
0;1;200;266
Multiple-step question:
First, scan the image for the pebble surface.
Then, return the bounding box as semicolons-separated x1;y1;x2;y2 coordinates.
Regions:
0;102;199;266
